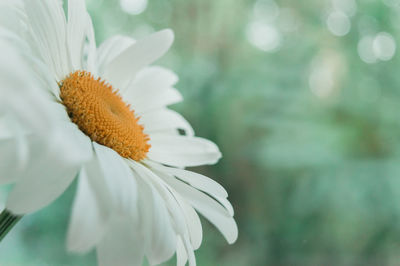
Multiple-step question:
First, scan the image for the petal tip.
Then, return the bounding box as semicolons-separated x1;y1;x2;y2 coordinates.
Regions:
226;220;239;244
162;28;175;42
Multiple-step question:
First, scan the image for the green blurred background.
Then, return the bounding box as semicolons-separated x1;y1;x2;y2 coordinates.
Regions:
3;0;400;265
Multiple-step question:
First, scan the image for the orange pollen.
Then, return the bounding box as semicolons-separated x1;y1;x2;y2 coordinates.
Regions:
59;70;150;161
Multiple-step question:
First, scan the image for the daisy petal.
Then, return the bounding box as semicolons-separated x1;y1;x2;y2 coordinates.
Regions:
96;35;135;76
67;168;106;253
214;195;235;216
67;0;89;70
134;162;205;250
6;149;80;215
176;237;188;266
97;217;144;266
0;35;59;130
131;162;178;265
0;2;25;35
122;66;178;103
141;108;194;136
178;197;203;250
182;235;196;266
145;167;204;250
0;26;64;100
6;122;92;214
0;115;29;178
50;122;93;165
23;0;70;80
135;88;183;114
103;29;174;90
146;161;228;198
85;13;97;73
0;139;24;184
130;162;188;231
92;143;138;216
162;174;238;244
148;136;222;167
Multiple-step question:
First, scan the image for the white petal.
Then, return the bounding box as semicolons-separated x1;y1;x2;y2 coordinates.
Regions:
134;88;183;115
0;114;29;169
23;0;70;80
0;34;60;129
6;149;80;215
134;162;203;250
0;27;63;100
67;168;106;253
81;153;112;213
96;35;135;76
6;123;93;214
0;116;28;182
182;235;196;266
97;216;144;266
49;122;93;165
148;136;221;167
85;13;97;73
103;29;174;91
140;108;194;136
130;162;178;265
177;197;203;250
122;66;178;103
0;2;25;35
162;174;238;244
72;146;140;254
67;0;90;70
31;58;63;100
0;138;25;184
0;115;15;139
92;143;138;216
131;162;187;232
213;195;235;216
146;160;228;198
176;237;188;266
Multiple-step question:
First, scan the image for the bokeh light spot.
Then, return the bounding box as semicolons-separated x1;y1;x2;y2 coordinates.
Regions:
246;21;281;52
372;32;396;61
327;11;351;36
358;35;377;64
119;0;148;15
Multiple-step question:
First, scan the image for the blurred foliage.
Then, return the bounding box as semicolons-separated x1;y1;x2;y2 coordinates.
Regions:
3;0;400;265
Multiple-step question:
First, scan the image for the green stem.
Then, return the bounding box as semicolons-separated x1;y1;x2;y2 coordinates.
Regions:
0;209;22;242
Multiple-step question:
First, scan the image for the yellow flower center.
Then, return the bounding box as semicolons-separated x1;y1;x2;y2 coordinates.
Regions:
59;70;150;161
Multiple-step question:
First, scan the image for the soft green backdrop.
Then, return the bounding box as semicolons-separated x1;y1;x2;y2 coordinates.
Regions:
2;0;400;265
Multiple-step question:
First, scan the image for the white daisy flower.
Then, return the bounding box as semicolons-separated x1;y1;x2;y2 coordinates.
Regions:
0;0;238;265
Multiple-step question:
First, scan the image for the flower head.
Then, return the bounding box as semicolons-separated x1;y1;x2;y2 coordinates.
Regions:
0;0;238;265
